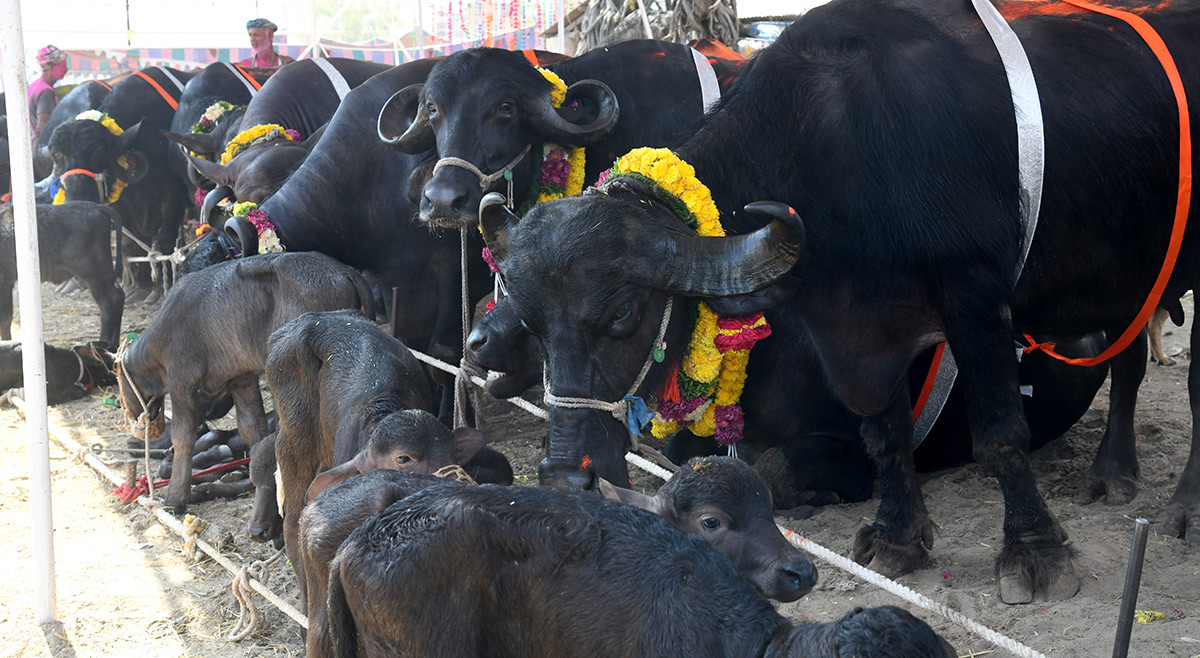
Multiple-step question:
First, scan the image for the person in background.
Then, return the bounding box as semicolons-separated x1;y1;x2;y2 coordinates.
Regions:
27;45;67;145
239;19;295;69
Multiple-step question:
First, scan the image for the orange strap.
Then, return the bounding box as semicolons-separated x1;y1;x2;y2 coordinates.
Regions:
231;63;263;91
92;80;112;91
1024;0;1192;367
911;343;946;420
132;70;179;111
521;49;541;66
60;168;98;181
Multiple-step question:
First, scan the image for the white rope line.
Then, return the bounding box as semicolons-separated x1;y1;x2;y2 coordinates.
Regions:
434;144;531;192
406;345;548;420
15;396;309;631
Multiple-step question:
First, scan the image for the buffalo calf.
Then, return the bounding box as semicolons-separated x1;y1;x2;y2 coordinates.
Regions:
114;252;374;514
327;468;953;657
0;201;124;347
0;340;115;405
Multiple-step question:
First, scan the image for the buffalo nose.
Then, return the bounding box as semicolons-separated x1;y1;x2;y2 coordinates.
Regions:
538;457;598;490
780;559;818;599
247;524;271;543
422;178;470;216
466;326;488;356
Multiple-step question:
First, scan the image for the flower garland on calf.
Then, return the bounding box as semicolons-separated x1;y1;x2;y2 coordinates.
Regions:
52;110;129;205
603;147;772;448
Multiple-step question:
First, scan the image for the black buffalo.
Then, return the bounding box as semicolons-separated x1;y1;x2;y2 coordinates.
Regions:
32;78;118;180
379;39;737;229
46;67;195;302
480;0;1200;604
326;459;953;658
181;58;390;205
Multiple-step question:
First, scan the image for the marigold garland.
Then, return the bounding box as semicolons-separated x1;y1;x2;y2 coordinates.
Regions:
229;201;285;254
604;148;771;447
220;123;300;165
537;67;567;108
190;100;241;135
52;111;130;206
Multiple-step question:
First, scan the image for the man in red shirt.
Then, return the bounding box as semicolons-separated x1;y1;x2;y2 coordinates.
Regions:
27;45;67;144
239;19;295;69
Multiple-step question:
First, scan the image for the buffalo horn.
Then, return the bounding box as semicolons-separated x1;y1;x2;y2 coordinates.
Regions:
223;215;259;257
378;84;433;153
658;202;805;297
528;79;619;147
202;185;236;232
479;193;519;271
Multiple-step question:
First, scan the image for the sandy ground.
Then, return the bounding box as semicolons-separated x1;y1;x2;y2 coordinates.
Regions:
2;281;1200;657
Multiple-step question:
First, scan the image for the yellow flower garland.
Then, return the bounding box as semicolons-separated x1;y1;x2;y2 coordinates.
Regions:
52;111;130;205
605;148;760;443
220;123;294;165
537;67;568;108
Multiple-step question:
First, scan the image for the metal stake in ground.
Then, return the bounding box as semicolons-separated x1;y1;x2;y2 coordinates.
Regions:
1112;517;1151;658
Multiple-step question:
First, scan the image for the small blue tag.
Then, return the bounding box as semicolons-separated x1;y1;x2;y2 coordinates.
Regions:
624;395;653;437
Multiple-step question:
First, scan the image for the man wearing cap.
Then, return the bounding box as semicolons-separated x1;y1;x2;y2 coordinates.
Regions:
240;19;295;69
27;45;67;144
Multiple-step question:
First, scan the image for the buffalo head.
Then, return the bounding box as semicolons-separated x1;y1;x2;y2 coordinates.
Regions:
47;118;148;204
479;180;804;489
378;48;618;229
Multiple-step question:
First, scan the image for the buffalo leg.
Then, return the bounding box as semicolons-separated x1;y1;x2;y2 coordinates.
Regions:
950;314;1076;604
85;276;126;349
1159;320;1200;544
1075;329;1145;505
0;279;13;340
164;394;200;513
852;392;934;577
231;377;269;448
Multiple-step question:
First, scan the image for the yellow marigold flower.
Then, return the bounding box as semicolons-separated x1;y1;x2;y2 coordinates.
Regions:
690;403;717;437
566;147;586;196
651;418;680;439
537;67;568;108
682;303;721;383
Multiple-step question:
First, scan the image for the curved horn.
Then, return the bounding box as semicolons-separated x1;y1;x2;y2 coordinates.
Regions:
223;215;259;257
528;79;619;147
378;84;433;153
120;149;150;183
658;202;806;297
479;193;519;271
202;185;236;231
187;160;214;190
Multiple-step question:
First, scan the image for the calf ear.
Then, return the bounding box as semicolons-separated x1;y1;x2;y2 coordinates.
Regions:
452;428;489;464
599;478;669;517
306;462;362;502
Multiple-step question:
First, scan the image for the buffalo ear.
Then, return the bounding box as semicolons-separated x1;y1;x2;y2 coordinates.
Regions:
599;478;671;518
703;275;799;316
163;131;219;157
306;461;364;502
452;428;489;464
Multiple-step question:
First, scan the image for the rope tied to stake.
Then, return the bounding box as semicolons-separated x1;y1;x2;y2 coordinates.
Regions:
181;514;208;562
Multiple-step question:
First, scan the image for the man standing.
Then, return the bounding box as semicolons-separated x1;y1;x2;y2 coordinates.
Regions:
27;45;67;145
239;19;295;69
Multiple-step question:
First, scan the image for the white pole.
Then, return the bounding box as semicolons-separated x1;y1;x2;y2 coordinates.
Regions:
415;0;424;59
557;0;566;53
0;0;58;624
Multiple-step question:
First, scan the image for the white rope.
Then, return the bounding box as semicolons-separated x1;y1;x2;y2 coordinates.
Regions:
311;56;352;100
406;344;548;420
434;144;531;192
453;228;471;429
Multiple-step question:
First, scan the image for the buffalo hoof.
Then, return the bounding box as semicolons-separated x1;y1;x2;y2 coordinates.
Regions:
1157;495;1200;545
996;541;1078;604
124;285;152;304
851;521;934;578
1073;473;1138;506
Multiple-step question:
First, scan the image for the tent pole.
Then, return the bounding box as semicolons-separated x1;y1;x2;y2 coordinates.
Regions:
0;0;58;624
557;0;566;53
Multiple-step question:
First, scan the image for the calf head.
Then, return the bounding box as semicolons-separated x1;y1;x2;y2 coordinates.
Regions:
112;348;165;444
306;409;489;501
187;139;309;205
47;118;147;204
378;48;618;229
465;296;544;400
481;181;804;489
601;456;816;602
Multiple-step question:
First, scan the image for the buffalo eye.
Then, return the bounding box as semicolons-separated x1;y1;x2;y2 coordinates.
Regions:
609;302;639;338
394;454;414;466
425;102;437;118
700;516;721;530
497;101;516;119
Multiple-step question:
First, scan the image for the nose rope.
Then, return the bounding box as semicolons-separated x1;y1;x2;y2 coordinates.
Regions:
542;297;674;452
57;168;109;204
433;144;532;207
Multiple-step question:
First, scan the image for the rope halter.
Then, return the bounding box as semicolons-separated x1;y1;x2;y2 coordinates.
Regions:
542;296;674;451
433;144;532;207
55;168;109;204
